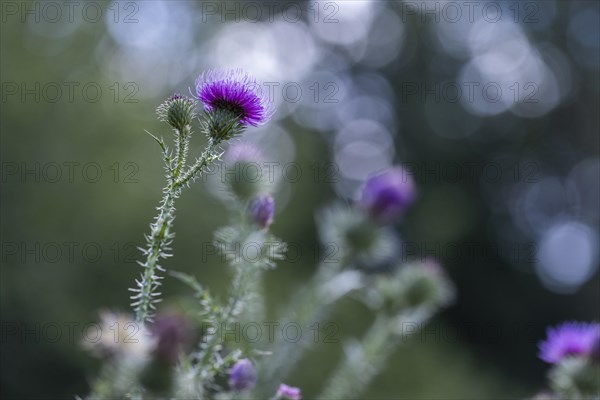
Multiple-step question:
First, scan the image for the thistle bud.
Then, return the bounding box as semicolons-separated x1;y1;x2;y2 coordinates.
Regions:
228;359;257;391
401;259;454;310
375;259;454;313
156;93;197;132
317;205;399;270
360;166;416;223
248;194;275;229
276;383;302;400
548;357;600;399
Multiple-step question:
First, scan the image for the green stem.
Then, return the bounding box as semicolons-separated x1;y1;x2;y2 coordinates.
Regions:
197;259;251;381
177;139;219;187
132;138;221;323
173;126;190;179
132;185;176;323
319;312;430;400
256;258;352;397
318;315;393;400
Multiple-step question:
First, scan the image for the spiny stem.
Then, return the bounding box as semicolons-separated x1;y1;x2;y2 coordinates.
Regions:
198;257;250;373
177;139;220;187
257;257;352;397
132;186;177;323
173;126;190;179
318;315;393;400
319;312;430;400
131;138;222;323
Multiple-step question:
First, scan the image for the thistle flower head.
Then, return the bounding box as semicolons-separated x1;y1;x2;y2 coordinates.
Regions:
276;383;301;400
156;93;197;131
360;166;416;223
248;194;275;229
228;358;257;391
539;322;600;364
196;69;274;127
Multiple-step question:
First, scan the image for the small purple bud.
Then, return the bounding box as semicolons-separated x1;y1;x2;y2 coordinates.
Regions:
360;166;416;223
248;194;275;229
151;313;191;364
276;383;301;400
228;358;257;391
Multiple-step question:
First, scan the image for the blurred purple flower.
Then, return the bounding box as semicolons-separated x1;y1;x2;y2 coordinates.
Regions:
538;322;600;363
225;142;264;164
228;358;257;391
195;69;274;126
152;313;192;364
248;194;275;229
276;383;301;400
360;166;416;222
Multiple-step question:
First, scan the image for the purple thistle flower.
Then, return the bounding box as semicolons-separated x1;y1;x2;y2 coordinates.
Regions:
225;142;264;164
195;69;274;126
248;194;275;229
228;358;257;391
538;322;600;363
360;166;416;223
276;383;301;400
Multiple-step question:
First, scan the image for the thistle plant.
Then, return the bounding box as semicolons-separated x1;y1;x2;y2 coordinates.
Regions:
131;70;273;324
83;69;458;400
256;167;451;398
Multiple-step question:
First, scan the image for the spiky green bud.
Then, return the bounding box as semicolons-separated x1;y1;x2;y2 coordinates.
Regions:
201;109;245;142
156;94;197;132
549;357;600;399
371;260;454;314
